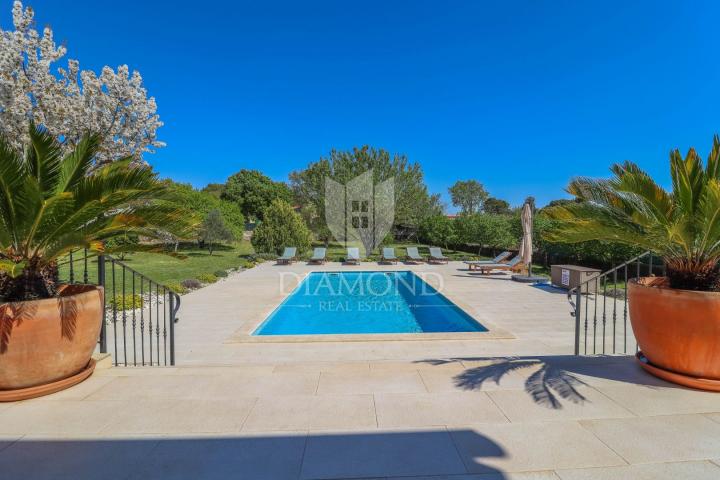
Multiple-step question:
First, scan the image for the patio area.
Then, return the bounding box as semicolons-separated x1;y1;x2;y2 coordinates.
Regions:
2;262;719;479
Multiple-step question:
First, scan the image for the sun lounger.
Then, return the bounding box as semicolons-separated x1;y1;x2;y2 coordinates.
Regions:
276;247;297;265
346;247;360;265
308;247;327;264
428;247;449;264
405;247;424;263
474;256;525;274
464;251;512;271
381;247;398;264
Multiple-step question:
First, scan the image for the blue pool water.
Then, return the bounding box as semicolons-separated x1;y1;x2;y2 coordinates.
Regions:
254;271;487;335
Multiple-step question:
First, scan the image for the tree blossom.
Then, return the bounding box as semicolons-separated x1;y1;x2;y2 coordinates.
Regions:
0;1;163;163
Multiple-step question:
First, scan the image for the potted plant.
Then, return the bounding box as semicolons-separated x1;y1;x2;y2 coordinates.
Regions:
0;125;196;401
544;136;720;391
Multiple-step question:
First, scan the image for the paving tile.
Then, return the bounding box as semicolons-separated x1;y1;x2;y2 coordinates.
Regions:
487;386;633;422
101;398;257;434
0;435;22;454
450;422;624;473
594;383;720;416
129;432;307;480
84;374;215;400
0;435;158;480
370;360;466;373
203;372;320;397
243;394;376;431
17;375;117;402
316;371;427;394
375;393;508;428
400;473;559;480
0;401;125;435
556;460;720;480
419;368;528;393
581;414;720;463
300;428;468;479
273;362;370;374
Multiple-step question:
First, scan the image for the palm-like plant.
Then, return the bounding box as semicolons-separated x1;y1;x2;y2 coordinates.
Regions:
544;135;720;291
0;124;198;301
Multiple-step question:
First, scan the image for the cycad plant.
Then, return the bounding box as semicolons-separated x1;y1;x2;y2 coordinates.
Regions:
544;135;720;292
0;124;198;301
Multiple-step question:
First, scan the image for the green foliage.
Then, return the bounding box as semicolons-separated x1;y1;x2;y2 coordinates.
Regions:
454;213;516;252
201;183;224;198
449;180;489;214
0;124;198;301
418;215;457;248
108;293;144;311
483;197;511;215
103;233;139;260
222;169;293;221
544;135;720;291
197;273;218;284
289;146;442;238
213;269;229;278
238;258;256;269
252;199;312;255
164;281;188;295
166;181;245;239
199;209;234;255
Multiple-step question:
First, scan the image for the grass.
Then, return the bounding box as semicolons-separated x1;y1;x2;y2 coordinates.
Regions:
59;241;255;292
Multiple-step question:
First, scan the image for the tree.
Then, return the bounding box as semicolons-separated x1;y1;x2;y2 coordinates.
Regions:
0;2;163;164
251;200;312;255
418;215;457;248
483;197;511;215
166;182;245;240
201;183;224;198
222;169;292;221
449;180;488;214
454;213;515;254
199;210;234;255
289;146;441;240
0;124;197;301
544;136;720;291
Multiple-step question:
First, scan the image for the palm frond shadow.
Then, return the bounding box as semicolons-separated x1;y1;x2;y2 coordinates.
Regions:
57;295;79;340
0;302;38;353
420;357;588;409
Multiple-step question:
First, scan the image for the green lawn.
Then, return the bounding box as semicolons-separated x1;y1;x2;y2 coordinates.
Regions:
59;241;255;290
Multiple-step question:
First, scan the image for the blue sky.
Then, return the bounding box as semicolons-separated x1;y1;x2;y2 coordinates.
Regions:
4;0;720;209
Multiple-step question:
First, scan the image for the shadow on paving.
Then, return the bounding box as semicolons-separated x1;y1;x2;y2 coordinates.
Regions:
0;429;510;480
417;355;673;409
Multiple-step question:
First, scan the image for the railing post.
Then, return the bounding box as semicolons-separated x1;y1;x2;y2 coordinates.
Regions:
169;293;176;365
97;254;107;354
573;288;582;355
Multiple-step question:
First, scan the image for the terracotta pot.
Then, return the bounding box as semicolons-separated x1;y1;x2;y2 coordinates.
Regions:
629;277;720;390
0;285;103;400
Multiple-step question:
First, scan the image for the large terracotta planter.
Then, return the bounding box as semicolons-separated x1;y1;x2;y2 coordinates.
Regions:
0;285;103;401
629;277;720;391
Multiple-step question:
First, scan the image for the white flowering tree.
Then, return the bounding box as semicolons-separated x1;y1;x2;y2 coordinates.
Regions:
0;1;163;164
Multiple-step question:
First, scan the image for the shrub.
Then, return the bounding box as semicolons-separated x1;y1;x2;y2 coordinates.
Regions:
418;215;457;248
213;270;229;278
238;259;255;269
164;282;188;295
108;293;143;311
251;199;312;255
181;279;202;290
197;273;218;284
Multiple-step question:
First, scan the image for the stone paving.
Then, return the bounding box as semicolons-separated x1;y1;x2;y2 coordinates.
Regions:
1;261;719;479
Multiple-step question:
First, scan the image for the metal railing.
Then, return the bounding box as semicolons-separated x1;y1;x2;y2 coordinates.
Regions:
58;249;180;366
569;251;665;355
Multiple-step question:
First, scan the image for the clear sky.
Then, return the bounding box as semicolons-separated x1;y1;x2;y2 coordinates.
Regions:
4;0;720;209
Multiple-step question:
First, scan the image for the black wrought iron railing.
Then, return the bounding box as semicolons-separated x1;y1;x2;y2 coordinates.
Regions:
57;249;180;366
569;251;665;356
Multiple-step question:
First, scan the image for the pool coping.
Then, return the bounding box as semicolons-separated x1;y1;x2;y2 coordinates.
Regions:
225;269;515;343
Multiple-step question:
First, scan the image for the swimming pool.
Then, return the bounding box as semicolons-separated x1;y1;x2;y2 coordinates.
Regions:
254;271;487;335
